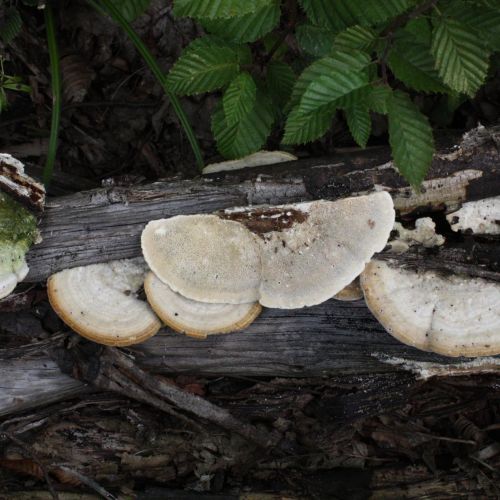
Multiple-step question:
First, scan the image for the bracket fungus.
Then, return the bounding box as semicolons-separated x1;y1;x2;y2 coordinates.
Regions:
142;214;262;304
333;278;363;301
202;150;297;174
144;272;261;338
48;259;161;346
361;260;500;357
142;192;395;310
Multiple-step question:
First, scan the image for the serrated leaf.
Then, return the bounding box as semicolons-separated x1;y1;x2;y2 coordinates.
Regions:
200;1;280;43
223;72;257;125
266;61;296;107
297;51;370;114
296;24;336;58
282;104;335;144
388;40;449;93
109;0;151;21
212;92;274;158
166;37;242;95
387;91;434;187
431;18;490;96
442;1;500;51
334;25;377;51
174;0;273;19
0;7;22;45
298;0;412;31
366;85;392;114
345;105;371;148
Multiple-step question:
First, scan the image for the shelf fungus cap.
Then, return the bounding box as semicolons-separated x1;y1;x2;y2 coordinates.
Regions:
144;272;261;338
48;258;161;346
142;214;261;304
361;260;500;357
239;191;395;308
333;278;363;301
203;150;297;175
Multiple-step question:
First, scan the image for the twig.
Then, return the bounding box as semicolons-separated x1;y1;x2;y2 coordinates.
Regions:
57;466;117;500
0;431;59;500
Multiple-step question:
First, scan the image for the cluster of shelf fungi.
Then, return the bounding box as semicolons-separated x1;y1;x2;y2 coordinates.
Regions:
2;143;499;358
0;127;499;495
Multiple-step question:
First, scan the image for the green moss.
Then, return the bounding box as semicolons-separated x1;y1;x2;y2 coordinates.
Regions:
0;192;38;245
0;240;29;275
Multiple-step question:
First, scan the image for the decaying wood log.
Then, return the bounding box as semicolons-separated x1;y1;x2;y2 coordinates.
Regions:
25;127;500;282
1;127;499;420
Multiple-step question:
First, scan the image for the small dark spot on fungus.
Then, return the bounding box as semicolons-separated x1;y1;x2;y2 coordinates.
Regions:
368;219;376;229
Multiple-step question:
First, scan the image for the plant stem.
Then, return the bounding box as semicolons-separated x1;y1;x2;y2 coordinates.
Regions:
43;4;61;187
88;0;204;170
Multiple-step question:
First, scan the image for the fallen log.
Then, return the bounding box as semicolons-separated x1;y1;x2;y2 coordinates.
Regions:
25;127;500;282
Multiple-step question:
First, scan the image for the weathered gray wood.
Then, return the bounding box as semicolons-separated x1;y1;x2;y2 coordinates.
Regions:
26;135;500;282
0;358;84;417
2;297;500;418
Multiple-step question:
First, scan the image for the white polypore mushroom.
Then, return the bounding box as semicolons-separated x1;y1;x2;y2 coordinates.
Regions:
47;258;161;346
144;272;261;338
203;151;297;174
141;214;262;304
360;260;500;357
446;196;500;235
141;192;395;310
253;192;395;308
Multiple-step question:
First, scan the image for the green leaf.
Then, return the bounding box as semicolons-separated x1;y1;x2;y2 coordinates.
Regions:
297;51;370;114
388;40;449;93
109;0;151;21
282;104;335;144
0;7;22;45
298;0;412;31
174;0;273;19
296;24;336;58
200;0;280;43
402;18;432;46
366;84;392;114
212;92;274;158
387;91;434;187
266;61;296;107
345;105;371;148
430;18;490;96
223;72;257;126
166;37;242;95
443;1;500;51
334;25;377;51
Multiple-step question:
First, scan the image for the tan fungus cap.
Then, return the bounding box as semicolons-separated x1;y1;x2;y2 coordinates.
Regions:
48;258;161;346
256;192;395;308
141;214;262;304
361;259;500;357
144;272;261;338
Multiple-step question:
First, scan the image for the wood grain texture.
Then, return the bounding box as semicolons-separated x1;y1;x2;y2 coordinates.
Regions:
25;136;500;282
0;358;83;417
